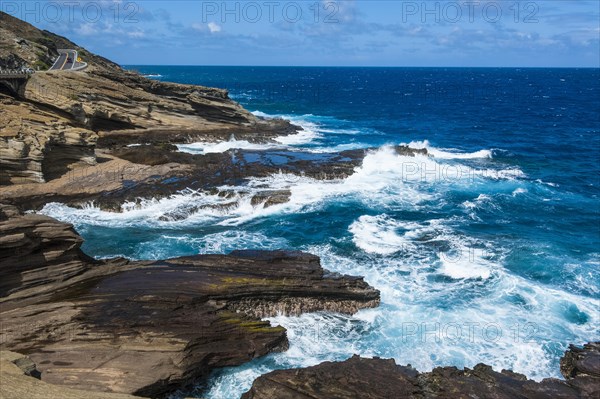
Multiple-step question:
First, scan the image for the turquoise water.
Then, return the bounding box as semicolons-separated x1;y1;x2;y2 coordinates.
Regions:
41;67;600;398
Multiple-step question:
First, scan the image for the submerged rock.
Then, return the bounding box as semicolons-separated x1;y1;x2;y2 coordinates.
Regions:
0;207;380;397
242;346;600;399
250;190;292;208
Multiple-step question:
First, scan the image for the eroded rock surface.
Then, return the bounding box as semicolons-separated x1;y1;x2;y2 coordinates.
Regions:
0;11;297;186
242;346;600;399
0;144;428;212
242;348;600;399
0;207;380;397
0;351;142;399
560;342;600;398
0;204;93;297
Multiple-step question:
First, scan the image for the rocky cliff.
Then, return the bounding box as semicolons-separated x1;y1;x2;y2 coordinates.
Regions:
1;351;144;399
242;344;600;399
0;12;119;71
0;204;380;397
0;11;297;186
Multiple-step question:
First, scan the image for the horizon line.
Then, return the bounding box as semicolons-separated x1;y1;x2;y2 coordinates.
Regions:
121;64;600;69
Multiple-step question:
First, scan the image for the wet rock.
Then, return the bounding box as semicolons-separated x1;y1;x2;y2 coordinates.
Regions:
242;347;599;399
0;143;429;213
251;190;292;208
243;356;421;399
561;342;600;398
0;209;380;397
395;145;428;156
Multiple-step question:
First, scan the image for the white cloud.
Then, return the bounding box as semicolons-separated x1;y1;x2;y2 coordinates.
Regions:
127;30;145;38
191;22;222;33
208;22;222;33
76;23;98;36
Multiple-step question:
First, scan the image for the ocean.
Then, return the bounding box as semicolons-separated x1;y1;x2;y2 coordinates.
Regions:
40;66;600;398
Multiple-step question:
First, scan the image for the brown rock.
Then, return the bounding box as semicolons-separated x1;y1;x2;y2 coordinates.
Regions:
242;348;599;399
0;209;380;397
0;203;93;297
0;351;143;399
0;11;299;186
561;342;600;398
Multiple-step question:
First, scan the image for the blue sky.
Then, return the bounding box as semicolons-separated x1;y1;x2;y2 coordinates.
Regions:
3;0;599;66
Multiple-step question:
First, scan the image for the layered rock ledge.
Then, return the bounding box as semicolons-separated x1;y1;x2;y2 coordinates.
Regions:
242;343;600;399
0;144;428;212
0;204;380;397
0;351;142;399
0;11;298;186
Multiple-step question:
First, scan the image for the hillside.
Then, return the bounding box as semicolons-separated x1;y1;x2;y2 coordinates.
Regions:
0;12;296;188
0;12;119;71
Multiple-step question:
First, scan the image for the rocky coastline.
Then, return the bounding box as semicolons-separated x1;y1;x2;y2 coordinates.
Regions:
1;10;598;399
242;343;600;399
0;204;380;397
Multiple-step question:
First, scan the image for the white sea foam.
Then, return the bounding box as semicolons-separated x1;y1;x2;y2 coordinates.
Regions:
305;142;369;153
178;113;325;155
349;215;420;255
252;111;375;151
40;146;526;229
406;140;493;159
349;213;496;280
253;111;323;146
214;147;445;225
536;179;559;187
203;240;600;398
512;187;528;196
318;127;361;135
40;189;248;228
40;138;600;399
462;194;493;209
134;231;288;260
274;124;321;146
177;138;276;154
437;250;493;280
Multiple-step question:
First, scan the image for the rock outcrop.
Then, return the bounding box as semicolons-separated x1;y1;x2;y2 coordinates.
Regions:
0;93;98;184
560;342;600;398
0;351;142;399
0;11;298;185
0;144;428;212
0;207;380;397
242;345;600;399
0;204;93;297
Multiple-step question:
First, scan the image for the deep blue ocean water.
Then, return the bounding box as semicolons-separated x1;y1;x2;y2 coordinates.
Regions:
41;67;600;398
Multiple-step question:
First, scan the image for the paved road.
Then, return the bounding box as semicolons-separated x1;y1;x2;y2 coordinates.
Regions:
49;49;77;71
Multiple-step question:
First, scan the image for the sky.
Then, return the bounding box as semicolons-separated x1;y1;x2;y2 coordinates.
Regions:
2;0;599;67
